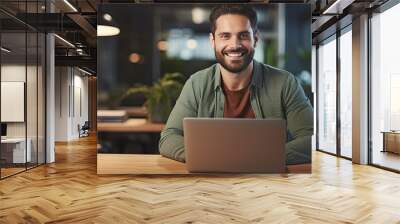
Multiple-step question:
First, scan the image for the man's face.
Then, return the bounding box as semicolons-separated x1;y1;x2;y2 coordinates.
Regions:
210;14;258;73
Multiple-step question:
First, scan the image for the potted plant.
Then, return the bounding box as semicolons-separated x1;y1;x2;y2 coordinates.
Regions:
123;73;185;123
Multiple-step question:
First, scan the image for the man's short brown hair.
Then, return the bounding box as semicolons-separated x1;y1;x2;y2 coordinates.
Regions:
209;4;258;34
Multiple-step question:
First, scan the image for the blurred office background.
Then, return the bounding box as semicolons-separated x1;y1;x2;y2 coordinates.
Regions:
98;4;311;108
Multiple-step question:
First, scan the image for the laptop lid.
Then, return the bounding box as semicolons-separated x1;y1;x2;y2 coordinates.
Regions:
183;118;286;173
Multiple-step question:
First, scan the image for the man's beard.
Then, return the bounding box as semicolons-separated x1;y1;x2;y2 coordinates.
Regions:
215;46;255;73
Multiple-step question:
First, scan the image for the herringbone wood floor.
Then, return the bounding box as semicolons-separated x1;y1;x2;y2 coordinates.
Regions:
1;135;400;224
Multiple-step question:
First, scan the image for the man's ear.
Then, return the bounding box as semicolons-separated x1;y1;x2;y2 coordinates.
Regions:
209;32;215;49
253;31;259;48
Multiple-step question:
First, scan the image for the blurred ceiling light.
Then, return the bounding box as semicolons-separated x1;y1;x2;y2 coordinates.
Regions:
41;5;46;11
186;39;198;49
103;13;112;21
192;8;205;24
78;67;92;76
158;41;167;51
129;53;142;63
63;0;78;12
54;34;75;48
76;48;84;55
97;25;120;36
1;47;11;53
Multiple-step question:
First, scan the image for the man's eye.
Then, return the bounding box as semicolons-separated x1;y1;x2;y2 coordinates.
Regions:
220;34;230;39
240;33;250;39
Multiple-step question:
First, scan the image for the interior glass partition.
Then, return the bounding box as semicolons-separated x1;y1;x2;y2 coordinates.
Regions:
0;18;28;178
0;1;46;179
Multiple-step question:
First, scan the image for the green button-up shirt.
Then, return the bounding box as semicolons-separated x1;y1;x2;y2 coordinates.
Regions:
159;60;313;165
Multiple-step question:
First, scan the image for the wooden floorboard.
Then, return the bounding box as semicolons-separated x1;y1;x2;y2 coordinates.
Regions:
0;135;400;223
372;151;400;171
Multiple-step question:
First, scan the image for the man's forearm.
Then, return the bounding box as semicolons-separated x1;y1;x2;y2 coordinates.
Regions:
159;76;197;163
285;135;311;165
159;130;186;162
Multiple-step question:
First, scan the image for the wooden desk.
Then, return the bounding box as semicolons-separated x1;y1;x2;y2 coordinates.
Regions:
118;106;147;118
382;131;400;154
97;154;311;174
97;118;165;133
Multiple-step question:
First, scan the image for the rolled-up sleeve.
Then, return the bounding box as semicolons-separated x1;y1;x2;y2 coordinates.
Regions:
159;77;198;162
282;74;314;165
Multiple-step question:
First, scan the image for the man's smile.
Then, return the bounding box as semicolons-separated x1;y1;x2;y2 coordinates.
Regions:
223;50;247;60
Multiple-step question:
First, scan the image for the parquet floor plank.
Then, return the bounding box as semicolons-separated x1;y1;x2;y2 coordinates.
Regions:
0;135;400;223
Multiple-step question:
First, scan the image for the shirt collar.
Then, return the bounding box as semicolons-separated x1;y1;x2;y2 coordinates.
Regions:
214;60;263;91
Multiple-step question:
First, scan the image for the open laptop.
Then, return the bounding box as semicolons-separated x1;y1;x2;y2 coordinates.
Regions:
183;118;286;173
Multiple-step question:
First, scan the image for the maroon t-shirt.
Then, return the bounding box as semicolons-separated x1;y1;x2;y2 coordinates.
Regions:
222;82;255;118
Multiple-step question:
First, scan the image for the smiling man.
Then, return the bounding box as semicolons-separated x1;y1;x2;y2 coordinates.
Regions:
159;5;313;165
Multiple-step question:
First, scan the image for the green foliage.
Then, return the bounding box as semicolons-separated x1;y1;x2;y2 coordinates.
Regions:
264;39;278;67
122;73;185;123
264;39;287;67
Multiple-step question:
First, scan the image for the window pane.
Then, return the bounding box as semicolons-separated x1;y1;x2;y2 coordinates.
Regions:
318;37;337;154
340;29;352;158
371;3;400;171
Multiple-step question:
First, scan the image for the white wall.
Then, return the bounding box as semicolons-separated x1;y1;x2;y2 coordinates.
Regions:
73;73;89;137
55;67;68;141
55;67;89;141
